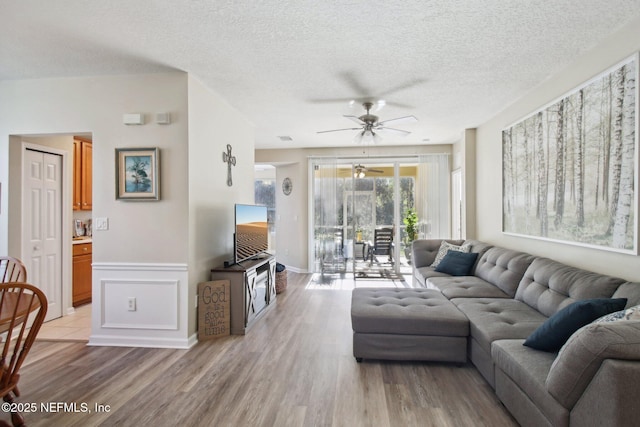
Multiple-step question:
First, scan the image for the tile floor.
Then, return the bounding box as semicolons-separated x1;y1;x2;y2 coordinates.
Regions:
37;304;91;342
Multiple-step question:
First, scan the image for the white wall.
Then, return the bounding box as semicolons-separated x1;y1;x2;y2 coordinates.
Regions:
1;72;254;347
0;72;195;347
475;16;640;282
186;75;255;334
1;73;190;262
275;162;307;270
452;129;477;239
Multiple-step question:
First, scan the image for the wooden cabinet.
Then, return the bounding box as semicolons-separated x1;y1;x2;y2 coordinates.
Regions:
72;242;92;306
73;137;92;210
210;256;276;335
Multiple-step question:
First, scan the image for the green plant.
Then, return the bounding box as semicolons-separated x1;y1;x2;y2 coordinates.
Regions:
403;208;418;243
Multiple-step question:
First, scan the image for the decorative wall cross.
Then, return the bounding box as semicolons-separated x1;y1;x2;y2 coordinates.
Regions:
222;144;236;186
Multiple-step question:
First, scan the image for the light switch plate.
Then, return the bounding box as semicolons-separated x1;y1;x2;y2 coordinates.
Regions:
95;217;109;231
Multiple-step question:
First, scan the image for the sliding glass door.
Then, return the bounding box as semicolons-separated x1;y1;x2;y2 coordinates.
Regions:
309;155;449;277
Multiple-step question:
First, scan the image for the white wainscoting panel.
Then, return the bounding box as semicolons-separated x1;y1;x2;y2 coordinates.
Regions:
101;279;178;330
90;262;193;349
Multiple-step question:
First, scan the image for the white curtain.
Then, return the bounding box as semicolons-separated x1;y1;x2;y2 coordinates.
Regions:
310;157;340;273
416;154;450;239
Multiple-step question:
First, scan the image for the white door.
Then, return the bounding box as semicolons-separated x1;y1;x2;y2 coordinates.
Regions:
23;148;63;321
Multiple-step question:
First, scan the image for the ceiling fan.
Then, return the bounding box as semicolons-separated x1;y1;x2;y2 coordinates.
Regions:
318;102;418;144
353;164;383;179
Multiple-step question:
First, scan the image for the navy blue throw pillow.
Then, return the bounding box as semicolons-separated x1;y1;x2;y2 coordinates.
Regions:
523;298;628;352
434;250;478;276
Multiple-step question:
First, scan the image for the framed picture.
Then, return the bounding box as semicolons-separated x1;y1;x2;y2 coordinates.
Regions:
115;147;160;200
502;53;638;253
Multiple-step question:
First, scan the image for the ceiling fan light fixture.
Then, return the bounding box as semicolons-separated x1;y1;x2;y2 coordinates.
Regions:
361;130;376;145
372;131;381;144
318;101;418;144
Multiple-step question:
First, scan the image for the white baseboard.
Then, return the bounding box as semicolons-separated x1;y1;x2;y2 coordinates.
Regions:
88;333;196;350
282;265;308;273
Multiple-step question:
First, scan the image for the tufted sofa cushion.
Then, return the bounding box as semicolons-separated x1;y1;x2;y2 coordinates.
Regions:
460;239;494;262
515;257;626;317
452;298;547;355
411;239;464;269
612;281;640;307
427;276;512;299
474;247;536;297
412;239;493;287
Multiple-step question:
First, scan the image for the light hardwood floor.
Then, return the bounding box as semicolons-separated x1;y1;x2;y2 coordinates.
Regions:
12;272;518;427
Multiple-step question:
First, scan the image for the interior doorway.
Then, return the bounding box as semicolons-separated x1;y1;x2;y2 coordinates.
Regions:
10;133;93;334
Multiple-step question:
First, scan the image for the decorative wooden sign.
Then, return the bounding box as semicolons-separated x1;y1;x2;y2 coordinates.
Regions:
198;280;230;340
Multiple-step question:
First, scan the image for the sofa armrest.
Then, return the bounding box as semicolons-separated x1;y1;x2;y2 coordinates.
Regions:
411;239;464;269
570;359;640;427
545;321;640;409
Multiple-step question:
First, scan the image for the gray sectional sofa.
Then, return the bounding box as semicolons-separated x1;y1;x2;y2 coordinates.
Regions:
353;238;640;427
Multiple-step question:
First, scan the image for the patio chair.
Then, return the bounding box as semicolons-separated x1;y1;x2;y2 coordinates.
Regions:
368;227;394;265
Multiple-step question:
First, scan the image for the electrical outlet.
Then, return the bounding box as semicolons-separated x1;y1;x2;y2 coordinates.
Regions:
127;297;136;311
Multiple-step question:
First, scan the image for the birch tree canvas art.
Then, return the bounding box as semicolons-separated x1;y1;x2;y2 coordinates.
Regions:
503;55;638;253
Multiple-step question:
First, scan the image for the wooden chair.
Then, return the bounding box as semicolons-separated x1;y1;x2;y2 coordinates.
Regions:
0;258;26;283
0;283;47;427
369;227;394;265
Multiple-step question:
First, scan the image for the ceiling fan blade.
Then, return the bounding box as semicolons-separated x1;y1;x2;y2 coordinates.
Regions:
378;115;418;126
376;126;411;137
377;78;428;97
317;127;362;134
343;115;365;125
367;168;384;173
338;71;371;96
382;100;415;109
308;97;358;104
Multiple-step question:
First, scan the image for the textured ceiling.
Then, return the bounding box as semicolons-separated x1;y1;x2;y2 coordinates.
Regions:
2;1;640;149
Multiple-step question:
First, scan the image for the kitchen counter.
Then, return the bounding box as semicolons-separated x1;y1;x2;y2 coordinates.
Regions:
72;237;92;245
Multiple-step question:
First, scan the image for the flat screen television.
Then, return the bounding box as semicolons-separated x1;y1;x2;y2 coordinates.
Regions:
234;204;269;263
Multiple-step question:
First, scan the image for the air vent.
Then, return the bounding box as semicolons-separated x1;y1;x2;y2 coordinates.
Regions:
278;136;293;142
